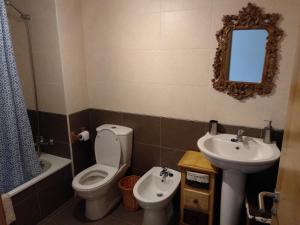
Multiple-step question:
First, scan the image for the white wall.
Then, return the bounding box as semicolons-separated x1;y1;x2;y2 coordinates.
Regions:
8;0;67;114
9;0;88;115
81;0;300;129
55;0;88;114
9;0;300;129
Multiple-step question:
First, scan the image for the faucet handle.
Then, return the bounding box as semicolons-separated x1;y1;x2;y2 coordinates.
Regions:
160;167;168;176
237;129;245;135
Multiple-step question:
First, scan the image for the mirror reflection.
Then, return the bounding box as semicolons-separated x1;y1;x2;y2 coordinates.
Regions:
228;29;268;83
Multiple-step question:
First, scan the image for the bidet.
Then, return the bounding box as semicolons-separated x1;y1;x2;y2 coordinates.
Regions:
133;167;181;225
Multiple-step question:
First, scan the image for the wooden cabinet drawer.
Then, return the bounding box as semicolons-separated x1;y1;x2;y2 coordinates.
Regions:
184;188;209;213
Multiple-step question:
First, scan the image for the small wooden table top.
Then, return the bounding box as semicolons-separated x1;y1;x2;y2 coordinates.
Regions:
178;150;217;174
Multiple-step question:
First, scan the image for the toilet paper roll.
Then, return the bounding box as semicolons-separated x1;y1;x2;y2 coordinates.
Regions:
79;131;90;142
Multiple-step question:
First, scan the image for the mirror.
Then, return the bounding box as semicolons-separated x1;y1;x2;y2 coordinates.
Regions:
228;29;268;83
212;3;283;100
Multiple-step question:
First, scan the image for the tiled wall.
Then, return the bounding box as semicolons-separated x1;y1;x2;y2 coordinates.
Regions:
55;0;89;114
69;109;93;174
69;109;283;175
81;0;300;129
8;0;67;114
28;110;71;159
9;0;89;115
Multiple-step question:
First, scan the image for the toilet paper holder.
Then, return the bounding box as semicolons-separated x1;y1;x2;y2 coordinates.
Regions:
71;127;90;143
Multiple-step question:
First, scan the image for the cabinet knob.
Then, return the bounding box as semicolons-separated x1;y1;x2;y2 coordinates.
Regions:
193;199;198;204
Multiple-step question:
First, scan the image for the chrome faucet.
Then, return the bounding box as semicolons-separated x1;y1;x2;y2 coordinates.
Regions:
160;167;173;182
237;129;245;142
231;129;245;143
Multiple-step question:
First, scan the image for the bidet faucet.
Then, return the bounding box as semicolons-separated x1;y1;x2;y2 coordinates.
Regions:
160;167;173;182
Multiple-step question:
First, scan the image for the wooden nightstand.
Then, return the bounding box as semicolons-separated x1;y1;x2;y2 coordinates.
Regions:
178;151;218;225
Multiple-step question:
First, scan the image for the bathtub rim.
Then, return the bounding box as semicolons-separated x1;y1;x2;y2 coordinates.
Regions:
7;153;71;197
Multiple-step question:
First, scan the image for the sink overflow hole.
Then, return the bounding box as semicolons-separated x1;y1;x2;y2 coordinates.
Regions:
236;146;240;150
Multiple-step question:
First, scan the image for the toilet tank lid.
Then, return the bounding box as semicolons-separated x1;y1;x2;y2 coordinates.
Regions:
96;124;133;136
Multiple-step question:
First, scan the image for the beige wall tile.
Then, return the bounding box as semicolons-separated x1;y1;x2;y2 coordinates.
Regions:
81;0;161;51
162;0;211;11
10;0;300;130
88;81;165;116
87;49;162;84
56;0;88;114
64;79;89;114
118;0;161;13
159;49;211;86
8;0;67;114
36;82;66;114
161;9;212;49
82;0;300;129
159;85;210;121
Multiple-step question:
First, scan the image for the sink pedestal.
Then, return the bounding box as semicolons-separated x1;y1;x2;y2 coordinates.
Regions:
220;170;246;225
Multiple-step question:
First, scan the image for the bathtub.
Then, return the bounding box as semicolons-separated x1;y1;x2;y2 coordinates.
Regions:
7;153;71;197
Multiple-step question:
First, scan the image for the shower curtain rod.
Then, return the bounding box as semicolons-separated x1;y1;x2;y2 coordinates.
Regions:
5;0;30;20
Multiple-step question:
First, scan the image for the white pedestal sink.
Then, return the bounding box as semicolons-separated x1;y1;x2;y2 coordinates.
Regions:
197;133;280;225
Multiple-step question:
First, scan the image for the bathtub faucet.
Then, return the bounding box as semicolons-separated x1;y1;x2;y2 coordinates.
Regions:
35;136;55;157
35;136;54;147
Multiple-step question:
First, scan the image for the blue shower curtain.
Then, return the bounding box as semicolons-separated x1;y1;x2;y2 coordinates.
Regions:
0;0;41;194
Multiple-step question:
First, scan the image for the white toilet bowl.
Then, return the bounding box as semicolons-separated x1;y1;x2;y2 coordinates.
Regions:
72;164;128;220
72;124;133;220
133;167;181;225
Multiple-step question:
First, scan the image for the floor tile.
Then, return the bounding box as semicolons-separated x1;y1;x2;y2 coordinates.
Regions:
40;197;179;225
94;216;132;225
110;204;143;225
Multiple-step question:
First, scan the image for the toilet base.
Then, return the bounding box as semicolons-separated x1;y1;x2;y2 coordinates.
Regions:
85;195;120;220
142;203;173;225
84;183;121;220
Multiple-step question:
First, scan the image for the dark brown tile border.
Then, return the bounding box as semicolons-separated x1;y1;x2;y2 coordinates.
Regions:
69;108;284;175
42;141;71;159
69;109;91;132
132;142;161;172
161;147;186;171
39;111;69;143
122;113;161;146
161;118;208;150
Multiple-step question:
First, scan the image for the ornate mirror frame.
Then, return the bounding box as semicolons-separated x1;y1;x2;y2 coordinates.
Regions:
212;3;284;100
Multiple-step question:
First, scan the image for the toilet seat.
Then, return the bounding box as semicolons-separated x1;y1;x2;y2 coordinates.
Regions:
95;129;121;168
72;164;118;192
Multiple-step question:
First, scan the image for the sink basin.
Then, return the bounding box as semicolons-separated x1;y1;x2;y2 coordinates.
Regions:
197;132;280;225
197;133;280;173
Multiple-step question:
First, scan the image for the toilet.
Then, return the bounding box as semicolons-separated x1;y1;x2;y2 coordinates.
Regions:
133;167;181;225
72;124;133;220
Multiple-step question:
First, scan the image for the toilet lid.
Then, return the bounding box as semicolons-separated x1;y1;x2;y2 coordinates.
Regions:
95;129;121;168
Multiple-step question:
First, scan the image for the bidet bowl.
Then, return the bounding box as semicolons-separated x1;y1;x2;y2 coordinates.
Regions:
133;167;181;225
